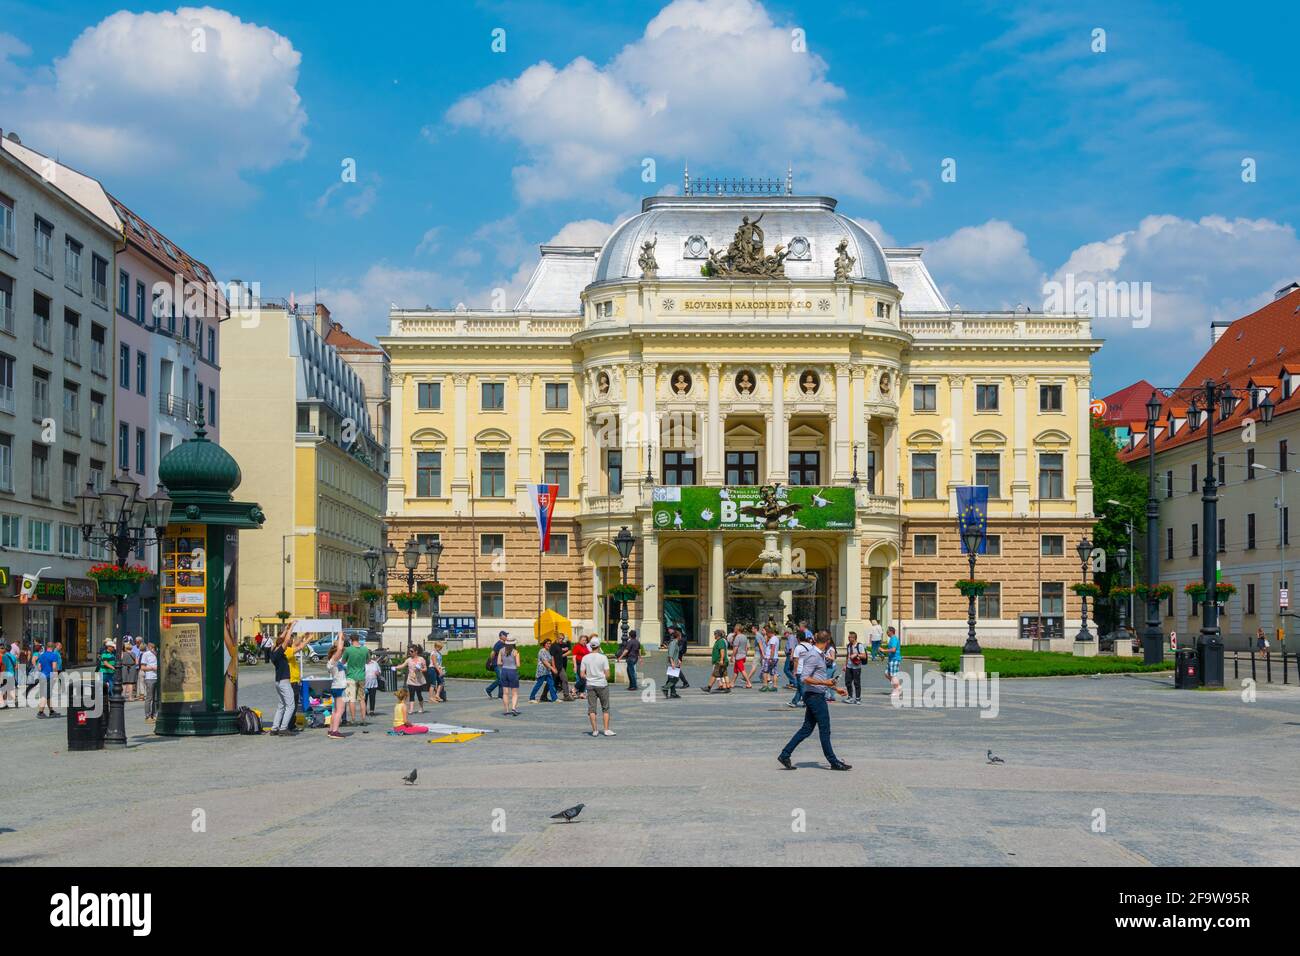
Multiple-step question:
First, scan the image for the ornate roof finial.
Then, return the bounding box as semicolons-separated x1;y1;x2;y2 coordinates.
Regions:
786;162;793;195
683;161;690;196
194;389;208;440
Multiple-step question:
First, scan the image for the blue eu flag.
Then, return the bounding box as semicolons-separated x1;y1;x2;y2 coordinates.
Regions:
956;486;989;555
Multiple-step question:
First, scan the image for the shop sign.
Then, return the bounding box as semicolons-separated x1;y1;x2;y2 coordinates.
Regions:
65;578;96;603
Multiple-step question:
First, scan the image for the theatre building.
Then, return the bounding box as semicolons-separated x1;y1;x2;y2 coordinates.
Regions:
382;188;1099;647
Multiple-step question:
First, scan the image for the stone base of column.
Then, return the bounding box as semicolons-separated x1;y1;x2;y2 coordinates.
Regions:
1073;640;1099;657
957;653;985;679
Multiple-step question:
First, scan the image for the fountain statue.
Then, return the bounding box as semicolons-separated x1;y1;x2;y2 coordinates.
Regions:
728;484;815;628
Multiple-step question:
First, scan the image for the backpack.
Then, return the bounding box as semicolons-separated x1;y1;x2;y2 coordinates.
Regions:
237;706;263;735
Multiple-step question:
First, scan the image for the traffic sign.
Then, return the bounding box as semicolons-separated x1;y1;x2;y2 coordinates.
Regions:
1281;588;1290;610
1169;631;1178;650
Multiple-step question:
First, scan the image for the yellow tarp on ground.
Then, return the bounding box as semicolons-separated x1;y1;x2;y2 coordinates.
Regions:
427;733;484;744
534;608;572;643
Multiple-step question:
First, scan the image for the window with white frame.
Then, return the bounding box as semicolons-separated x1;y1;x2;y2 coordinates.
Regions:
0;433;11;491
34;217;53;275
0;194;14;254
26;517;51;552
64;237;83;293
0;353;12;414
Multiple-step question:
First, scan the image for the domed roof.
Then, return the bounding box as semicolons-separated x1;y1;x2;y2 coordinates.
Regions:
158;427;242;499
593;195;891;285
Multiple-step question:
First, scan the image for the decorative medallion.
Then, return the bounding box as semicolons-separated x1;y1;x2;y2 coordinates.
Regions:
800;369;821;395
683;234;709;259
662;298;676;311
787;236;811;260
817;298;831;312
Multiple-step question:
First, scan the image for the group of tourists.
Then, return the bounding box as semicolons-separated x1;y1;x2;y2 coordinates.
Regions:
0;636;159;719
483;630;617;734
266;625;400;740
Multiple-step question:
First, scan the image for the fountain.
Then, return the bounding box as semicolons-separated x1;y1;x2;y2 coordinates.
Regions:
726;484;816;628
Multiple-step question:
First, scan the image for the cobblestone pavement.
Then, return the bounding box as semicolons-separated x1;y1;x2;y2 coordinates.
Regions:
1;659;1297;866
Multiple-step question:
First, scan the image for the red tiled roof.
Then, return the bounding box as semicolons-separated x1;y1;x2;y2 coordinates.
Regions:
1119;287;1300;462
1097;379;1157;426
324;320;384;354
107;193;223;302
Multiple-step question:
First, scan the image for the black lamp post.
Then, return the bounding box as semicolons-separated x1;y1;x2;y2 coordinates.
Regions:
400;537;422;651
961;524;983;656
613;525;636;646
425;538;443;641
1075;536;1094;642
76;474;174;747
1114;546;1129;634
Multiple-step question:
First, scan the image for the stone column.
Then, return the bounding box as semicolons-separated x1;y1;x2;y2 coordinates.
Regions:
1075;374;1094;514
451;373;470;511
705;363;722;482
780;531;794;623
883;419;900;499
841;531;865;643
947;374;965;515
622;363;640;483
771;364;787;480
1012;375;1030;513
853;366;868;485
641;362;658;482
639;518;661;646
387;373;406;512
515;372;534;511
708;530;726;636
763;411;775;481
833;363;851;481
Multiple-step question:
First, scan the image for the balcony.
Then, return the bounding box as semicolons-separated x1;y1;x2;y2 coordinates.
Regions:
159;392;198;420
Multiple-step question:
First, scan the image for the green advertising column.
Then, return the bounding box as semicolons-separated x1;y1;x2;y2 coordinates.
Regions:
152;417;264;736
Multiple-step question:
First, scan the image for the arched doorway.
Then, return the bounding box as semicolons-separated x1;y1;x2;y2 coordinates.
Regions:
660;537;707;645
865;539;899;625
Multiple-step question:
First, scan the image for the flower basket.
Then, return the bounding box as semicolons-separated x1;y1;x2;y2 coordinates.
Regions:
606;583;641;603
95;578;142;598
275;610;291;621
359;588;384;604
1109;585;1135;599
1071;582;1102;599
394;592;426;612
1134;583;1173;602
88;563;151;598
420;581;448;598
954;579;988;598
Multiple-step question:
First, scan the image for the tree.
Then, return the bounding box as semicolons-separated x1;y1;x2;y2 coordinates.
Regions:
1090;417;1148;632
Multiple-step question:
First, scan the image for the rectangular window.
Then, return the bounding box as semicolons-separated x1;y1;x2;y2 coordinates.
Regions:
544;382;568;410
0;194;14;254
91;255;108;306
977;582;1001;619
62;309;79;363
64;237;82;293
548;534;569;556
1191;523;1199;557
788;451;820;486
89;460;103;492
32;369;49;421
912;452;937;499
118;422;129;470
543;451;570;497
913;383;937;412
1247;513;1256;550
913;582;937;620
1191;463;1198;492
136;351;147;395
1165;470;1173;498
974;452;1001;495
914;534;937;556
876;301;891;319
207;327;216;363
1247;448;1256;478
1039;453;1064;499
1166;527;1174;560
61;453;78;503
119;343;130;388
1218;455;1226;486
31;444;49;498
1217;517;1226;553
605;450;622;494
135;427;146;474
135;280;146;325
118;269;130;314
544;581;568;616
0;513;18;548
1039;383;1063;412
90;323;106;375
26;517;51;552
0;433;11;491
0;353;12;414
417;381;441;410
1247;582;1256;615
34;217;53;275
480;581;504;618
663;451;697;486
1041;534;1064;557
33;291;51;349
725;450;758;485
58;523;80;556
985;534;1002;556
1281;440;1289;472
1041;582;1065;616
89;393;105;443
480;381;504;411
480;533;504;557
62;380;78;434
479;451;506;497
0;272;12;333
415;451;441;497
975;383;999;411
208;387;215;424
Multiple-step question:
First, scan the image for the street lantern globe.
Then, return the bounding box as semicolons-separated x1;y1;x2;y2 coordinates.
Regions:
1219;391;1236;421
1116;546;1128;571
614;525;636;562
1260;392;1275;424
402;536;422;571
98;482;129;527
363;548;381;579
1188;401;1203;429
961;526;982;556
76;480;101;531
382;542;399;570
1076;536;1093;566
145;484;173;530
426;537;444;572
1145;392;1162;428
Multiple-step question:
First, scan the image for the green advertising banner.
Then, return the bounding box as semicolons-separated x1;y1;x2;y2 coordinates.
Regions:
651;486;855;531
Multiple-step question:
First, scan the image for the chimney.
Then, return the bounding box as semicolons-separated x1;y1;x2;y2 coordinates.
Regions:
314;302;331;337
1210;320;1233;344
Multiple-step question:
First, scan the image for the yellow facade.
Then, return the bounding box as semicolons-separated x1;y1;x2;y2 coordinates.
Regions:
382;196;1100;647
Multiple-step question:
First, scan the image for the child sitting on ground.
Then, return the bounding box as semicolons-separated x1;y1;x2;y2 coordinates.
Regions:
391;689;429;735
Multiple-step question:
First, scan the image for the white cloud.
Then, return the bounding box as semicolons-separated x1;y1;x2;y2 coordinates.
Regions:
546;218;617;247
919;220;1043;309
0;8;307;193
415;227;443;256
445;0;904;206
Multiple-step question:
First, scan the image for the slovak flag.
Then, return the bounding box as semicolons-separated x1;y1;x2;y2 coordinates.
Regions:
532;484;560;553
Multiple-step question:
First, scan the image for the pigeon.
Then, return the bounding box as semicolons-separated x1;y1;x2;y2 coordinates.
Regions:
402;768;418;785
986;750;1004;765
550;803;585;823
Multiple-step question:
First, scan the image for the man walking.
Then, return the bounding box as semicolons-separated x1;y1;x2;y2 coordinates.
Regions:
777;630;851;771
759;626;780;691
787;631;812;708
883;625;903;699
342;632;369;725
664;629;683;698
582;637;614;736
703;629;731;693
552;633;573;701
731;626;753;689
35;641;61;718
844;631;865;703
782;628;799;689
667;627;690;687
869;618;883;661
485;630;508;699
141;642;159;721
617;629;641;691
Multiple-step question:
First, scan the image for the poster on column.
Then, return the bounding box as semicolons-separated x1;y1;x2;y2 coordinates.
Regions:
652;486;855;531
160;621;203;704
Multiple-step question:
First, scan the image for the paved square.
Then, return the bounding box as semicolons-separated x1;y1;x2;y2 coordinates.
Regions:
1;660;1297;866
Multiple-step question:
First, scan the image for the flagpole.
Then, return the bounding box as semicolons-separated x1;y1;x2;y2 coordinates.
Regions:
469;471;479;648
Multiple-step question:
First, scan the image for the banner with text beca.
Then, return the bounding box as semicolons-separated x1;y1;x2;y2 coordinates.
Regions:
651;486;855;531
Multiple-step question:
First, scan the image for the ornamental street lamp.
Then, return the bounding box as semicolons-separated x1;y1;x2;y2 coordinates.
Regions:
961;524;983;656
1075;535;1094;642
383;537;441;651
1114;546;1129;634
1141;391;1166;664
76;475;174;748
613;525;636;645
425;538;444;641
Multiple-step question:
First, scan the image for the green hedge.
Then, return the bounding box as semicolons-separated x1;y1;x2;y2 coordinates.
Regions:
441;643;611;680
898;644;1171;677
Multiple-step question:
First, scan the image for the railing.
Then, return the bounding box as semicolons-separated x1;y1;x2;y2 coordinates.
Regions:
902;313;1092;340
159;392;197;420
857;490;900;515
1227;650;1297;685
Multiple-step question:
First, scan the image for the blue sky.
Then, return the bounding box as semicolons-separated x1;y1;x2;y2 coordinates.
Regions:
2;0;1297;394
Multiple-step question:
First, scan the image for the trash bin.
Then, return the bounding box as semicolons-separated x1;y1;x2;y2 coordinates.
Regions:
67;702;105;751
380;666;398;692
1174;648;1199;689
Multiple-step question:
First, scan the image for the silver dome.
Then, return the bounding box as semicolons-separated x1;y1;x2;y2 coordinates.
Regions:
593;195;891;285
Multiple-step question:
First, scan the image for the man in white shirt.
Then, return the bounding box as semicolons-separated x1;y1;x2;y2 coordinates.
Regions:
140;643;159;721
869;619;884;660
581;642;614;737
